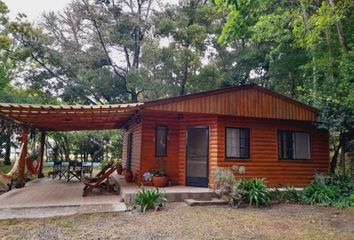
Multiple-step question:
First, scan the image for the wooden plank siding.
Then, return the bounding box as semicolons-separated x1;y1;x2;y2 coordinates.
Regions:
122;122;142;184
139;115;181;185
144;85;317;122
122;112;329;187
120;85;328;187
216;116;329;187
131;113;218;186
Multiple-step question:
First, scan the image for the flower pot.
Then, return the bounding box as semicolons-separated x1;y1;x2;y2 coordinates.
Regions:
124;170;133;183
152;176;168;187
116;164;123;175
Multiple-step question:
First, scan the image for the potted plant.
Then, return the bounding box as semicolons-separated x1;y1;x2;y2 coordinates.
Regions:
151;159;168;187
124;169;133;182
116;163;123;175
142;171;154;186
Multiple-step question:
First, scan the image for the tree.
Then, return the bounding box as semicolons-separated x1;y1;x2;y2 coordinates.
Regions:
151;0;227;96
216;0;354;174
8;0;157;104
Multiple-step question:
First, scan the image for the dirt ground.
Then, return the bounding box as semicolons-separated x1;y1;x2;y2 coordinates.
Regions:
0;203;353;240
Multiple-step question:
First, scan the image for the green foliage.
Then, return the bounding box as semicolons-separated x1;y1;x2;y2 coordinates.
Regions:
134;185;167;212
215;0;354;174
0;164;11;173
240;178;271;207
213;166;246;189
301;177;354;208
213;167;236;189
302;181;337;206
229;180;246;206
279;186;303;203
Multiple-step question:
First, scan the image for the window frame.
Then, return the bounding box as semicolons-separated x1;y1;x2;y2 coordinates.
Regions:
155;125;168;157
225;127;250;160
278;130;311;161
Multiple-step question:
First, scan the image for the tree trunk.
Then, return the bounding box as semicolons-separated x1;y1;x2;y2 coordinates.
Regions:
300;0;317;89
330;143;341;174
4;131;11;165
63;135;70;161
130;90;138;103
179;62;189;96
327;0;348;52
339;145;346;177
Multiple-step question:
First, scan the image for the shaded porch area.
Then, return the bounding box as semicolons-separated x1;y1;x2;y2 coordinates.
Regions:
0;174;215;208
0;173;215;219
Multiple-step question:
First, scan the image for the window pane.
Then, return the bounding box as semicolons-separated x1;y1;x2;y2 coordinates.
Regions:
156;126;167;156
226;128;239;157
239;129;249;158
294;132;310;159
226;128;249;158
279;131;310;160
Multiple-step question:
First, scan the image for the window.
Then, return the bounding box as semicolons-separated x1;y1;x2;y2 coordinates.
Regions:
278;131;310;160
155;125;168;157
225;128;250;159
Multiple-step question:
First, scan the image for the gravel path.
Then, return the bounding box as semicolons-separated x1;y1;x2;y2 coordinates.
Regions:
0;203;353;240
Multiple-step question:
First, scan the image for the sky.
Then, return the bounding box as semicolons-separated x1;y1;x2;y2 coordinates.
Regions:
3;0;72;22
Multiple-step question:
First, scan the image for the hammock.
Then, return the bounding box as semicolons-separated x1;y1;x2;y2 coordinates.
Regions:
0;143;25;184
26;154;42;175
0;143;24;179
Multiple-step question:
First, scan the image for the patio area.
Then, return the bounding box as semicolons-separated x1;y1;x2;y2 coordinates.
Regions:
0;174;215;219
0;176;126;219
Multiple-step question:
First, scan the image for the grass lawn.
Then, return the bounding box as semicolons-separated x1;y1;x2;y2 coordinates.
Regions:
0;165;11;173
0;203;353;239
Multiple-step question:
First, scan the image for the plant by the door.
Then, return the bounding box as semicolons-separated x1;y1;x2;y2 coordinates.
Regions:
144;159;168;187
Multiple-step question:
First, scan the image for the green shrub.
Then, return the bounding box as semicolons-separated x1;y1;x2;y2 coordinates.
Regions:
135;185;167;212
273;186;302;203
213;167;236;189
229;180;246;206
301;176;354;208
301;181;336;206
326;175;354;198
240;178;271;207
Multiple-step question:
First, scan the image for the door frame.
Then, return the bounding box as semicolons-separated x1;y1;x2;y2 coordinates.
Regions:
185;125;209;187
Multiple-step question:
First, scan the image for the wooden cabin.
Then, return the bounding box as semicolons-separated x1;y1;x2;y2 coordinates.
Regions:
0;84;329;188
121;84;329;187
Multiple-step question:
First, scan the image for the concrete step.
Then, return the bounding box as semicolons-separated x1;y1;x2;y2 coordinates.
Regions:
124;190;217;205
184;198;228;207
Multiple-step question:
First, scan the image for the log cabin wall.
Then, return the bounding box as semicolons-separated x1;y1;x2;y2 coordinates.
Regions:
131;111;329;187
139;114;180;185
138;112;218;186
216;116;329;187
122;85;327;187
122;122;142;184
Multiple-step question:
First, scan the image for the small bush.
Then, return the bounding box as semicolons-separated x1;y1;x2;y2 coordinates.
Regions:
229;180;246;206
213;168;236;189
301;181;336;206
135;185;167;212
301;176;354;208
273;186;302;203
240;178;271;207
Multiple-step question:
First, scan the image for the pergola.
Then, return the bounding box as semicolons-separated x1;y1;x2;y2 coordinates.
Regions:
0;103;143;188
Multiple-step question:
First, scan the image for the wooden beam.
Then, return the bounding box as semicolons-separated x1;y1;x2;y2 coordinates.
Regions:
15;127;28;188
38;131;46;178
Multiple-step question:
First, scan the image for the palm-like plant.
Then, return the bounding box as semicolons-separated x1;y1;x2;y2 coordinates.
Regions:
135;185;167;212
240;178;271;207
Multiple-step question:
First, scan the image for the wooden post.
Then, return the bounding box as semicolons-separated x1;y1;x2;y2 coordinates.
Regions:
15;127;28;188
38;131;46;178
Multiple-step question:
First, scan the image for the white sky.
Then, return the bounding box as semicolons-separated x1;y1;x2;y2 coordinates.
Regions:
3;0;72;22
3;0;177;22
